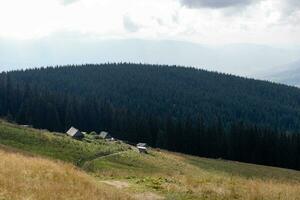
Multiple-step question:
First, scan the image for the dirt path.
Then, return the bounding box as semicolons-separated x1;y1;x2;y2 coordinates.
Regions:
88;150;165;199
95;150;129;160
133;192;164;200
78;150;131;166
101;180;130;189
101;180;164;200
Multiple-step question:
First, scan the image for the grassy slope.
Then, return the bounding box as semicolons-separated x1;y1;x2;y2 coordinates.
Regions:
0;146;131;200
84;150;300;199
0;120;300;200
0;121;129;164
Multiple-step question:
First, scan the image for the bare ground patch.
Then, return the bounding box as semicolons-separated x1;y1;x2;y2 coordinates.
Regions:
133;192;164;200
101;180;130;189
101;180;164;199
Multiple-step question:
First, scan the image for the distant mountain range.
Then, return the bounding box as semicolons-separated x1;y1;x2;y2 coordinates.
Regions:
1;37;300;77
258;60;300;87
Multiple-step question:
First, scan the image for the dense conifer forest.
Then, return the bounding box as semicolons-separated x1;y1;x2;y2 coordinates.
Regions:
0;63;300;170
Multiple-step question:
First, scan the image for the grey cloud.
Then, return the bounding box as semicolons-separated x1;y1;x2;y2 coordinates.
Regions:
123;16;140;32
284;0;300;13
274;0;300;24
180;0;257;9
287;0;300;7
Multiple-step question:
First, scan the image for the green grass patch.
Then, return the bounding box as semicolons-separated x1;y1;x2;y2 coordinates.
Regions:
0;121;129;165
83;150;161;175
184;155;300;182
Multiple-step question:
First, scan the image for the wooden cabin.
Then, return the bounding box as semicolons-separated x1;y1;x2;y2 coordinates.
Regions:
66;127;84;139
137;143;148;153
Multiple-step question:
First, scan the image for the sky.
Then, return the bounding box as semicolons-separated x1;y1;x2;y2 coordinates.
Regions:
0;0;300;75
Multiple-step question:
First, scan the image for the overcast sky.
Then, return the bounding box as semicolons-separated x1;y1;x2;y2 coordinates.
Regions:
0;0;299;45
0;0;300;75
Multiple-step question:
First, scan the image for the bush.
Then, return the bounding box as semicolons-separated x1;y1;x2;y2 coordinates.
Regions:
89;131;98;135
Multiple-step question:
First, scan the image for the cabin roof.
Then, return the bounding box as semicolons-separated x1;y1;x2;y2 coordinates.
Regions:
137;143;147;147
67;127;81;137
99;131;110;138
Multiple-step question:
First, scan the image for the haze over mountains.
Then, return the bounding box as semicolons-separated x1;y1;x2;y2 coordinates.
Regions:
1;38;300;78
258;60;300;87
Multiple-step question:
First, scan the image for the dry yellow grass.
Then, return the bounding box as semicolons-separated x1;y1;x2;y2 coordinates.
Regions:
86;150;300;199
162;152;300;200
0;149;131;200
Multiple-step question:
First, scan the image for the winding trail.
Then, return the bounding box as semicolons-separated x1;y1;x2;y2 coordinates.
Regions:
78;149;132;166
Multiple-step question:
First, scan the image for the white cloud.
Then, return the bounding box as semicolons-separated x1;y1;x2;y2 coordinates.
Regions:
0;0;299;45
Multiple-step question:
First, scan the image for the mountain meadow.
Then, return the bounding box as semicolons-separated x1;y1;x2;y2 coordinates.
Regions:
0;63;300;171
0;120;300;200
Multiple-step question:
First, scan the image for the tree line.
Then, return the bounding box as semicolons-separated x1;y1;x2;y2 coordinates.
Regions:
0;63;300;170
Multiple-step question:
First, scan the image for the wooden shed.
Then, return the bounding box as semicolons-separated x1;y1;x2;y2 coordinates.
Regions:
99;131;112;139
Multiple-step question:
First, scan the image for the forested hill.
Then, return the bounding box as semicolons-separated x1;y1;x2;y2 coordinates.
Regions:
1;63;300;170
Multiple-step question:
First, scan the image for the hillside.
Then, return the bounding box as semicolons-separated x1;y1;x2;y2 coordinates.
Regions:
0;121;300;200
1;64;300;170
6;64;300;131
